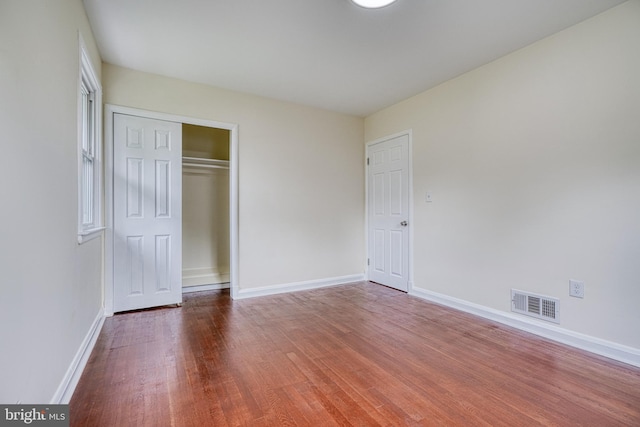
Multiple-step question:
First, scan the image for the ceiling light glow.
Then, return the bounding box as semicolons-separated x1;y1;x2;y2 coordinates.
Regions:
351;0;398;9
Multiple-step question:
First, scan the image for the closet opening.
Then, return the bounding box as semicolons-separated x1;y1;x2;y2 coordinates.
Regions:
182;124;230;292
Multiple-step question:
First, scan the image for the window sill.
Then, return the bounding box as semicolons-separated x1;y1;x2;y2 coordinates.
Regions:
78;227;105;244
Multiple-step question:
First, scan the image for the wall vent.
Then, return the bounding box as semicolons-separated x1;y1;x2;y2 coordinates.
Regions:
511;289;560;324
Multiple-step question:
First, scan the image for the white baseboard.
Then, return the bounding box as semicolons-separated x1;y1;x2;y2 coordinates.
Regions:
235;274;365;300
51;309;105;404
409;287;640;368
183;282;230;293
182;267;230;287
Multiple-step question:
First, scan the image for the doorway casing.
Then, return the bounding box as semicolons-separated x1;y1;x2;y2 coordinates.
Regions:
104;104;239;315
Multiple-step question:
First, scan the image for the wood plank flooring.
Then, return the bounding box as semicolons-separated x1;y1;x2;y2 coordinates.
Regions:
70;282;640;426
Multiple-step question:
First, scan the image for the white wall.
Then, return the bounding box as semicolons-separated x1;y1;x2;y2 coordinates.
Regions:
365;1;640;349
0;0;103;403
103;64;365;290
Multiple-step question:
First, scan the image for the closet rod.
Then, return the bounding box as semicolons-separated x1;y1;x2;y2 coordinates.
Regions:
182;162;229;170
182;157;229;170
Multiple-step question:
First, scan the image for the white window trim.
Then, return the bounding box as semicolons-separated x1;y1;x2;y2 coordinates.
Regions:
77;34;104;244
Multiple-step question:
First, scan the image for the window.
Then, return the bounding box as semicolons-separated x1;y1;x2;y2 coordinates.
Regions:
78;36;103;243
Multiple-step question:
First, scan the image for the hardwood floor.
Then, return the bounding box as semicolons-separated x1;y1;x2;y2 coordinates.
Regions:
70;282;640;426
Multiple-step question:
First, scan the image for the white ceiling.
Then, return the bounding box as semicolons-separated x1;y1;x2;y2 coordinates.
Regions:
83;0;626;117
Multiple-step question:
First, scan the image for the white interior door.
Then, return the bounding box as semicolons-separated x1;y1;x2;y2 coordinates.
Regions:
113;113;182;312
367;134;410;291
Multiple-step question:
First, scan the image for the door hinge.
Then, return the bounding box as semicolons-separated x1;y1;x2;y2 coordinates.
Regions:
367;258;370;266
367;157;369;165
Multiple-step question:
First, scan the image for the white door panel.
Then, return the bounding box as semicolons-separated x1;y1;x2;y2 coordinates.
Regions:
113;113;182;312
368;134;410;291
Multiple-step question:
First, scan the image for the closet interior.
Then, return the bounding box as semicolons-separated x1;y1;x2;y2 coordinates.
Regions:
182;124;230;290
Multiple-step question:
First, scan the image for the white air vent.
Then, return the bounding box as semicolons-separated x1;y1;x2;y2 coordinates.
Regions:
511;289;560;323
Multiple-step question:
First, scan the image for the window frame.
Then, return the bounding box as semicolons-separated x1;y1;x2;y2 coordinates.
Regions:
77;34;104;244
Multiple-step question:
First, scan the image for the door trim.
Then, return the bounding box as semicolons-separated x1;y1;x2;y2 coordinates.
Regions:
104;104;240;315
365;130;414;293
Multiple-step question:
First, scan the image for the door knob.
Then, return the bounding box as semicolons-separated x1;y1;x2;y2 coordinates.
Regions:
400;221;408;227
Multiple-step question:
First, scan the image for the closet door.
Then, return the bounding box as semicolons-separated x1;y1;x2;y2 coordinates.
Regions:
113;113;182;312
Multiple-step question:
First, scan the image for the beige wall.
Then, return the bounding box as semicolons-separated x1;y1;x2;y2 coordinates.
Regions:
104;64;365;290
183;124;230;160
183;167;230;287
365;1;640;349
0;0;103;402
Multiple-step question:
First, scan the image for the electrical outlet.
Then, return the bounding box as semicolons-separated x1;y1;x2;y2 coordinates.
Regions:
569;280;584;298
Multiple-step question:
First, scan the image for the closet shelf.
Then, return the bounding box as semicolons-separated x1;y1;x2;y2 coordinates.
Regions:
183;157;229;170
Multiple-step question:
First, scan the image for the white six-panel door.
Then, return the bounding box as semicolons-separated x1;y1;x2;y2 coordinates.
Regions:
367;134;410;291
113;113;182;312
